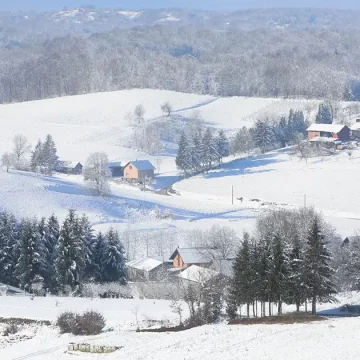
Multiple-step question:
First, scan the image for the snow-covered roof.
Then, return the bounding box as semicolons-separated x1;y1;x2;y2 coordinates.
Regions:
307;124;347;133
169;248;216;264
107;162;122;168
0;282;28;295
177;265;219;284
127;160;155;171
127;257;163;272
58;161;82;168
351;123;360;131
309;136;341;144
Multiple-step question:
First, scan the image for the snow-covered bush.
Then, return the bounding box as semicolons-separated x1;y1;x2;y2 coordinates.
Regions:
57;311;106;335
57;311;77;334
3;324;19;336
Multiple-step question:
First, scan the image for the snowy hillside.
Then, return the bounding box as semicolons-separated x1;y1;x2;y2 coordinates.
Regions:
0;89;359;239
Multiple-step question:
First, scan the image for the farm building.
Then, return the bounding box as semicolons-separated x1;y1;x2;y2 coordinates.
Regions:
351;121;360;139
107;162;123;177
127;257;170;282
0;283;28;296
123;160;155;182
306;124;350;142
56;161;83;175
177;265;220;287
169;248;220;269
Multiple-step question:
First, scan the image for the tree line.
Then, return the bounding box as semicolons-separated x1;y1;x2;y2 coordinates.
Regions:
176;128;229;175
2;26;360;104
0;209;127;294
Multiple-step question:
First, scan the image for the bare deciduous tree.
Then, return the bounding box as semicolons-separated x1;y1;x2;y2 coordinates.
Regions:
134;104;145;124
1;152;14;172
83;152;111;195
12;134;31;169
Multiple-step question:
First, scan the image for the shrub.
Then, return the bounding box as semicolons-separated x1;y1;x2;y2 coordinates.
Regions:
74;311;106;335
3;324;19;336
57;311;77;334
57;311;105;335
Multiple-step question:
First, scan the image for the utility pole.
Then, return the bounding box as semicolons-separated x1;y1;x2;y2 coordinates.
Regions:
232;185;234;205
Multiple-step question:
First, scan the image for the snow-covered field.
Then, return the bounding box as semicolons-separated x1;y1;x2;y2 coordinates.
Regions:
0;88;360;240
1;293;360;359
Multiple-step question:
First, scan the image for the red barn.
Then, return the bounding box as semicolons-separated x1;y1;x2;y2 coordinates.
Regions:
306;124;350;142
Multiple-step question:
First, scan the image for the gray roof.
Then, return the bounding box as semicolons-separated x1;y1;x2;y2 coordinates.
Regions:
0;282;28;295
128;160;155;171
58;161;82;169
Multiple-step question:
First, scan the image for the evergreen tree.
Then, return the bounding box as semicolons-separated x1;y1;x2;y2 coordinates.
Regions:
232;233;255;318
176;132;193;176
315;102;333;124
44;214;60;292
253;119;275;153
30;140;44;173
102;228;127;283
42;134;59;175
92;232;106;283
16;219;46;292
226;286;238;320
200;127;218;171
271;234;289;315
55;210;85;292
191;133;202;172
304;216;336;315
0;212;19;286
80;214;96;282
286;235;306;312
216;130;228;164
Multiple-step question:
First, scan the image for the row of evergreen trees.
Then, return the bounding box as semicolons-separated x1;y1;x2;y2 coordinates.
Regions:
0;210;127;294
176;128;229;176
227;211;336;318
30;134;59;175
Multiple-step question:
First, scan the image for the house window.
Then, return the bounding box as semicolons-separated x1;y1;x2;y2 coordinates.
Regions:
129;166;132;170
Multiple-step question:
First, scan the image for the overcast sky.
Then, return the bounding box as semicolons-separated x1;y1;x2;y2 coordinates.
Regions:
2;0;360;12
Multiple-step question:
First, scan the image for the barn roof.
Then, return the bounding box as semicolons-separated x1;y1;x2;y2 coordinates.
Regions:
126;160;155;171
169;248;220;264
351;123;360;131
306;124;348;133
177;265;219;284
127;257;163;272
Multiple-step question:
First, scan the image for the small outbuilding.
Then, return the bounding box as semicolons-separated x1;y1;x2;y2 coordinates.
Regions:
56;161;83;175
123;160;155;182
107;162;123;178
307;124;350;142
127;257;170;282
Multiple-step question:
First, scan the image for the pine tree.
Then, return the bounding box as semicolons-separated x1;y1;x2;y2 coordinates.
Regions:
304;216;336;315
271;234;289;315
216;130;228;164
0;212;19;286
30;140;44;173
80;214;96;282
286;235;306;312
232;233;255;318
92;232;106;283
200;127;216;171
315;103;333;124
253;119;275;153
176;132;193;176
55;210;85;292
44;214;60;292
102;228;127;283
16;219;46;292
42;134;59;175
191;133;202;172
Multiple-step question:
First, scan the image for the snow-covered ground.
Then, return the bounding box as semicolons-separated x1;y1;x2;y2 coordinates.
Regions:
0;88;360;245
1;292;360;359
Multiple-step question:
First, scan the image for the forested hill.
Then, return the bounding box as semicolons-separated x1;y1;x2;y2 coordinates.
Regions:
1;7;360;104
